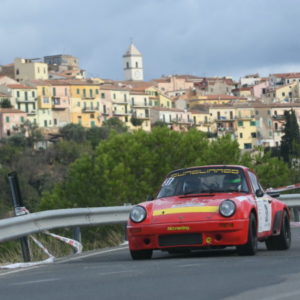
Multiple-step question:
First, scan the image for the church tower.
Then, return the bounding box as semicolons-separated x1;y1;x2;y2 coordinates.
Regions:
123;43;144;81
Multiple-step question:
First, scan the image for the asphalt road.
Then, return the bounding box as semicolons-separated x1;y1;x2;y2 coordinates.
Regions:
1;228;300;300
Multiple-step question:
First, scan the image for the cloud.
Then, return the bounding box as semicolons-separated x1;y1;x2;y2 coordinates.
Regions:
1;0;300;80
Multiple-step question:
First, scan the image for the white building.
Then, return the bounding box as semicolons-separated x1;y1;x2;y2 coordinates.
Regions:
123;43;144;81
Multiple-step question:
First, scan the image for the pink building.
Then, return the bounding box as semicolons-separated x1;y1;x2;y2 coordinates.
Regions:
0;108;27;139
253;80;270;99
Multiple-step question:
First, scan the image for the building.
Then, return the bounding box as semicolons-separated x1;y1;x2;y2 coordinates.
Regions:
0;108;27;138
123;43;144;81
14;58;48;82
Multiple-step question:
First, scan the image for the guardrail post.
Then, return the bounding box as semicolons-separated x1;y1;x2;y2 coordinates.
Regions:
73;226;82;254
7;172;31;262
293;208;300;222
123;203;131;242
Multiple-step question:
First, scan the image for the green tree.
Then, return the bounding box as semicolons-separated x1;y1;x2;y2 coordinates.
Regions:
59;123;86;143
0;99;12;108
280;109;300;164
102;117;128;133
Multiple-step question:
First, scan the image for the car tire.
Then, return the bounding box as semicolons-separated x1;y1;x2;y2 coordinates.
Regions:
130;249;153;260
265;211;291;250
236;213;257;256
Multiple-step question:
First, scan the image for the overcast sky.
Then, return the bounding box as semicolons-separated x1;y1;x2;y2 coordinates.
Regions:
1;0;300;81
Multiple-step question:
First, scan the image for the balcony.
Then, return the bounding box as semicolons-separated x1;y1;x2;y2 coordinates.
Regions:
272;115;285;121
112;100;128;105
82;107;96;113
113;111;132;116
17;98;36;103
27;110;37;115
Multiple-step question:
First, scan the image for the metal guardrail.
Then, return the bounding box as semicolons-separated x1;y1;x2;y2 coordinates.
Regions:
0;206;132;243
0;194;299;244
279;194;300;206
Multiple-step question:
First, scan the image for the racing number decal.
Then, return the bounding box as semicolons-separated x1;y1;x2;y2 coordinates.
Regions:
256;197;272;232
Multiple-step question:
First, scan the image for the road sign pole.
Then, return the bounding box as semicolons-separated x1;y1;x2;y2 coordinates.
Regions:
7;172;31;262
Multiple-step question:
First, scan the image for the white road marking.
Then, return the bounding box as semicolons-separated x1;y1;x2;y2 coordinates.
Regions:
10;278;59;286
0;246;128;278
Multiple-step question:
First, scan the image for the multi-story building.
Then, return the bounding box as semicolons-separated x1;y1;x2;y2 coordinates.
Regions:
0;83;38;124
69;81;102;128
150;107;192;130
0;108;27;138
14;58;48;82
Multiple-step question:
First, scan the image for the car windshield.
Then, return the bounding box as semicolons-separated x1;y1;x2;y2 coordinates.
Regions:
157;167;249;198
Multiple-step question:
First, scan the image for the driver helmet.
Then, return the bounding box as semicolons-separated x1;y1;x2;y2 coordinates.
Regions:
223;173;242;190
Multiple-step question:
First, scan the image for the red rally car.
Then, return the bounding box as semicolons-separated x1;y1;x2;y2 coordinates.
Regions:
127;165;291;260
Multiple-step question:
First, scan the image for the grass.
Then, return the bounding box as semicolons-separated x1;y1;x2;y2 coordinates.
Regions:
0;225;124;266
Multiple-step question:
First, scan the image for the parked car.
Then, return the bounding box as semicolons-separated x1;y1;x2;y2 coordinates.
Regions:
127;165;291;259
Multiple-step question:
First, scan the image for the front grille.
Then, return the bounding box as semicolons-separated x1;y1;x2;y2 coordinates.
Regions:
159;233;202;247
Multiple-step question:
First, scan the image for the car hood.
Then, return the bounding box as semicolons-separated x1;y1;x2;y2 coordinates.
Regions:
150;193;247;224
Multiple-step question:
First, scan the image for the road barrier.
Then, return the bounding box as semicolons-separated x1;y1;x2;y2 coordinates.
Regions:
0;206;132;243
0;194;299;245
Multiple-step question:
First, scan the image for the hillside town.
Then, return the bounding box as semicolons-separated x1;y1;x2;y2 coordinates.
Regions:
1;43;300;150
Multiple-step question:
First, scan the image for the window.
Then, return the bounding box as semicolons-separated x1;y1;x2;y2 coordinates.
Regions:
244;143;252;149
96;89;99;95
282;92;285;97
131;97;135;105
6;116;10;123
83;89;86;97
90;89;93;98
169;115;172;122
20;116;24;122
144;98;147;106
103;105;107;114
91;121;96;127
42;87;46;96
239;133;243;138
135;62;138;68
238;120;243;126
251;132;257;138
101;93;105;99
90;114;95;119
17;91;20;98
32;91;35;98
25;92;28;100
113;93;116;99
125;116;128;122
250;121;256;126
126;62;129;69
248;171;263;193
16;69;19;75
54;118;57;125
44;120;48;127
77;89;80;95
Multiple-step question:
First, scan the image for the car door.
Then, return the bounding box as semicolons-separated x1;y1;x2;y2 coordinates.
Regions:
248;171;272;233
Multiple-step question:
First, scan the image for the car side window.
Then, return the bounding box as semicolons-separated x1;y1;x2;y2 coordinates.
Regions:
248;172;264;194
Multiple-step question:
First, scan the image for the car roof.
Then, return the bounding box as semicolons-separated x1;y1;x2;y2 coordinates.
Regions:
167;165;250;176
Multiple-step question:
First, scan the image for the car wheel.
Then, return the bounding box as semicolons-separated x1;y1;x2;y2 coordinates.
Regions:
265;211;291;250
130;249;153;260
236;213;257;256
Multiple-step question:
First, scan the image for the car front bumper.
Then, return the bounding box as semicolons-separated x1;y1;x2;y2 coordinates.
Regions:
127;219;249;250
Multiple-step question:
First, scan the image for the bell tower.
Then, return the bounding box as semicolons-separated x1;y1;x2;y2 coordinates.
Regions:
123;43;144;81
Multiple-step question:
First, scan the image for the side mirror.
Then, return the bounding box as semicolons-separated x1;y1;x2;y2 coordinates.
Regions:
255;189;264;197
146;195;154;201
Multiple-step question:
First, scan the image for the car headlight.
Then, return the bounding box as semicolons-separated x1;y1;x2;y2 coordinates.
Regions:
130;206;147;223
219;200;236;217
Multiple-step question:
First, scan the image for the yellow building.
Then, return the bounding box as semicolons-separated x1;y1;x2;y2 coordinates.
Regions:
69;81;102;128
235;107;258;150
14;58;48;82
273;82;298;102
